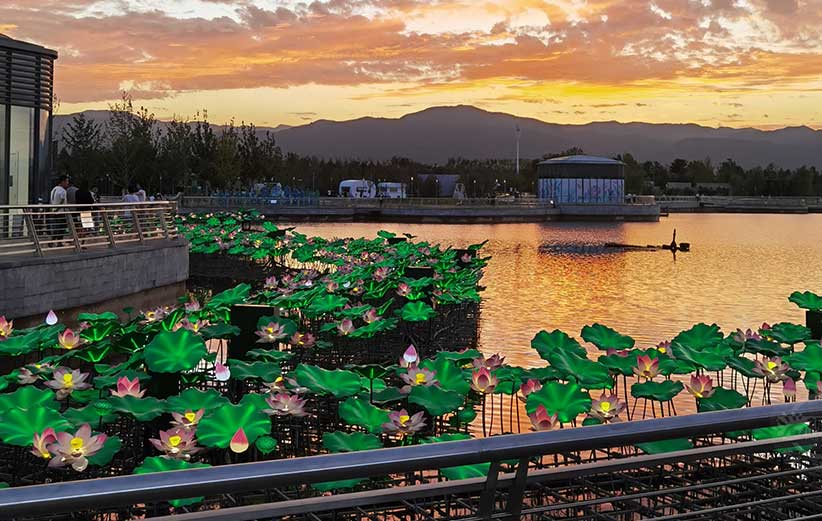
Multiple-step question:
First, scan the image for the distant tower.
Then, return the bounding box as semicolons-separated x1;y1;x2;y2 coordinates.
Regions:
515;124;521;176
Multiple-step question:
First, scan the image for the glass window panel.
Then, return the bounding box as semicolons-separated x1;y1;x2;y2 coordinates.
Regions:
9;105;34;205
0;104;6;205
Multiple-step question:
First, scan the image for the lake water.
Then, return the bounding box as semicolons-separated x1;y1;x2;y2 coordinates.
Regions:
288;214;822;369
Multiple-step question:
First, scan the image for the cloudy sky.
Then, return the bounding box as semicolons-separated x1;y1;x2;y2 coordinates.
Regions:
3;0;822;129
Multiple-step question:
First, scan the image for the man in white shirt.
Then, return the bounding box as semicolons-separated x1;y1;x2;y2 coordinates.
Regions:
136;184;147;202
49;176;70;246
50;175;69;205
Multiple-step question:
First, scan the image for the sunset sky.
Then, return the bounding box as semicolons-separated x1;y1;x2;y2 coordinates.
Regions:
3;0;822;129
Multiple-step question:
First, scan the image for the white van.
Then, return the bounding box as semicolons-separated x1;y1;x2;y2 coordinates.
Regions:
377;182;407;199
339;180;376;198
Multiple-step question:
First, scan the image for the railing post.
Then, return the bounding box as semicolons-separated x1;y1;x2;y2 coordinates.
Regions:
158;206;171;240
23;211;43;257
64;211;82;252
478;460;501;519
132;207;145;243
505;457;529;520
101;211;116;248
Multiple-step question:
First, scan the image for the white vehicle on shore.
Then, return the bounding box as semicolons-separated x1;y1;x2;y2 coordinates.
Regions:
377;182;407;199
339;180;376;198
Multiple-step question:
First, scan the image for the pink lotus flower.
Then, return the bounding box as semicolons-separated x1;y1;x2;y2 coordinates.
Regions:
215;362;231;382
264;276;278;290
171;409;205;430
363;308;380;324
761;322;772;331
373;267;390;282
179;318;208;333
400;345;419;368
753;357;789;383
396;282;411;297
184;298;201;312
290;332;316;348
0;316;12;340
337;319;355;336
633;355;660;380
46;367;91;400
734;328;762;344
472;354;505;371
149;427;201;460
528;405;558;431
656;341;671;354
58;328;84;350
784;377;797;400
606;348;631;357
47;424;107;472
382;409;426;436
255;322;289;343
264;393;309;417
141;308;166;324
326;281;339;292
471;367;498;394
460;253;473;263
589;393;626;423
31;428;57;460
519;379;542;401
110;376;145;398
229;428;249;453
685;375;715;399
400;366;438;393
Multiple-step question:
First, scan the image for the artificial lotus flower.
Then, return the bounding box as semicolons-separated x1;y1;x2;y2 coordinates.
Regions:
396;282;411;297
255;322;289;343
760;322;772;331
149;428;201;460
655;341;671;355
141;307;166;324
46;367;91;400
685;375;715;399
229;428;249;453
589;393;627;423
400;345;418;368
45;310;58;326
57;328;84;350
372;267;390;282
470;367;498;394
290;332;316;348
179;318;208;333
472;354;506;371
753;357;789;383
382;409;426;436
606;348;631;357
263;276;278;290
460;252;473;264
783;377;797;401
18;367;39;385
171;409;205;430
326;281;339;292
363;308;380;324
264;393;309;417
399;366;438;394
184;298;201;312
215;362;231;382
337;319;355;336
0;316;12;340
110;376;145;398
528;405;558;431
633;355;660;380
31;428;57;460
734;328;762;344
518;379;543;401
47;424;107;472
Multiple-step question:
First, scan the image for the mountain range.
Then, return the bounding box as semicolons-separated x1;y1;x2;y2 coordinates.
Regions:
54;105;822;169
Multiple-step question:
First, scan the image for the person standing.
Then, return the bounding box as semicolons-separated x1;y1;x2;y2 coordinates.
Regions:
66;181;79;204
136;184;147;202
49;175;70;246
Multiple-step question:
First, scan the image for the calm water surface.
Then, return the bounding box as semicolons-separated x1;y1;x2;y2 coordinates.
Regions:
288;214;822;369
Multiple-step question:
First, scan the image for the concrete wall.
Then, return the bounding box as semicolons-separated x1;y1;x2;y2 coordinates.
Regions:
0;240;189;319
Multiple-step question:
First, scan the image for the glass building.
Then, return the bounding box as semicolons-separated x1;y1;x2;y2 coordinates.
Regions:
0;34;57;205
536;155;625;204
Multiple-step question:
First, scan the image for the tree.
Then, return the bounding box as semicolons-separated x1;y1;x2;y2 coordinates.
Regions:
59;113;104;184
105;92;158;192
157;117;193;194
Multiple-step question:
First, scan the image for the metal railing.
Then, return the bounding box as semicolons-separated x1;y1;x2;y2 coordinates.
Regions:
2;401;822;520
0;202;179;258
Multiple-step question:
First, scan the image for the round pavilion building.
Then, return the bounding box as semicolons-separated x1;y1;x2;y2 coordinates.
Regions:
536;155;625;204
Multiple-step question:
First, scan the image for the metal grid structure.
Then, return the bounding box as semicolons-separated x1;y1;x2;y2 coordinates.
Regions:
0;201;179;256
3;402;822;521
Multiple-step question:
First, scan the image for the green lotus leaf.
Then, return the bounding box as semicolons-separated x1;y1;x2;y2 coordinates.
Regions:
673;323;723;350
531;330;587;361
197;403;271;449
636;438;693;454
726;357;762;379
441;463;491;481
420;358;470;395
255;435;278;455
522;367;563;382
64;404;119;426
144;329;208;373
436;349;483;364
744;337;788;357
69;389;102;404
581;324;635;351
422;433;473;444
206;284;251;310
669;342;729;371
350;365;391;381
0;407;71;446
93;370;150;390
338;397;391;434
789;291;822;311
87;435;122;467
769;322;811;345
547;350;613;390
77;312;119;322
307;294;350;315
322;431;383;453
525;381;591;423
457;407;478;423
371;387;405;404
311;479;366;492
238;392;269;410
255;315;299;337
697;388;747;412
200;324;241;340
631;380;684;402
805;371;821;395
788;343;822;373
134;457;212;507
294;365;362;398
349;318;400;338
227;359;281;381
247;348;294;363
409;386;465;416
752;423;813;453
582;416;603;426
0;331;42;356
107;396;167;421
80;322;119;343
399;301;437;322
166;388;231;413
0;386;59;412
598;351;643;376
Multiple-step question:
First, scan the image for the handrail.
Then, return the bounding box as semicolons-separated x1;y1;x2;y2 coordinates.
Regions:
0;401;820;517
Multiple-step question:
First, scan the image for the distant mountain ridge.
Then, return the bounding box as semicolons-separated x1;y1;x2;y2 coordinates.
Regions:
54;105;822;169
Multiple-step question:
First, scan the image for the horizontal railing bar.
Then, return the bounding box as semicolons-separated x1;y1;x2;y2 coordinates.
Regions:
146;432;822;521
0;202;176;210
1;402;821;517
